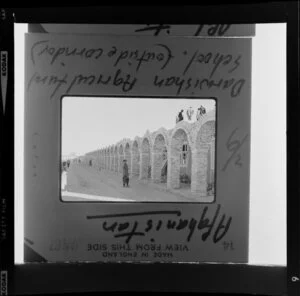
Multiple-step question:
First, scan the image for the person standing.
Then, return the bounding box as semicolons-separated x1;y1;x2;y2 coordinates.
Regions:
177;109;184;122
200;105;206;115
196;107;201;121
186;106;194;121
196;105;206;121
122;159;129;187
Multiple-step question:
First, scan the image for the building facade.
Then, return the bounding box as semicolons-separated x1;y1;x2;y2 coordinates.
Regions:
78;110;216;197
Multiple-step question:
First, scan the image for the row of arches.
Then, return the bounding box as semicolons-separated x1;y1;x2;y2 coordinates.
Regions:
80;111;216;197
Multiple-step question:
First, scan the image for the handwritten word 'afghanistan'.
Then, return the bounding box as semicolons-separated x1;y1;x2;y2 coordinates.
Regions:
30;40;174;72
86;205;232;244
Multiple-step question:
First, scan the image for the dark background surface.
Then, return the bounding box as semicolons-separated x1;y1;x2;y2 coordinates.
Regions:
1;1;299;295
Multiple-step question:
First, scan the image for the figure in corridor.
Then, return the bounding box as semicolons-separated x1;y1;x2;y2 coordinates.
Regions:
196;105;206;120
122;159;129;187
176;109;184;123
186;106;194;121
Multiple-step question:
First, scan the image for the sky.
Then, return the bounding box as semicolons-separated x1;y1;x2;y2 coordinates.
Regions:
62;97;215;156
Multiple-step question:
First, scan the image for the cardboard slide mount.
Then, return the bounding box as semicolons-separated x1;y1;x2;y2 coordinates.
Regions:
24;29;253;263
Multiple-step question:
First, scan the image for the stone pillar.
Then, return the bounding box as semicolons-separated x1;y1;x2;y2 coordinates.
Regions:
131;152;140;177
125;153;131;176
207;146;211;184
110;155;113;171
96;151;99;169
209;140;215;183
115;155;118;172
119;154;124;173
167;150;180;189
140;152;150;179
152;152;162;183
191;145;210;196
130;153;134;176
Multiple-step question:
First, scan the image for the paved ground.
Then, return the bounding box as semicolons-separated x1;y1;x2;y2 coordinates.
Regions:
62;163;212;202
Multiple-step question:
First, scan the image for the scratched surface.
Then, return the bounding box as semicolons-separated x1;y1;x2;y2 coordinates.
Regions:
24;33;252;263
37;24;255;37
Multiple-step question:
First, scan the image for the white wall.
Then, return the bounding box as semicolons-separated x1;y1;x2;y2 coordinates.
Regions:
249;23;286;265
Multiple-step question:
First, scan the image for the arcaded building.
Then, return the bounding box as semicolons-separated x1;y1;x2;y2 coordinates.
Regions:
80;110;216;197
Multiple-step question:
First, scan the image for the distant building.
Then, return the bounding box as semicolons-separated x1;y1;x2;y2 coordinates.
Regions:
62;152;79;161
75;110;216;197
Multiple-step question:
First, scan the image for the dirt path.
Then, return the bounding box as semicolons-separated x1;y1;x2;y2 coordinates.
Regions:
62;164;197;202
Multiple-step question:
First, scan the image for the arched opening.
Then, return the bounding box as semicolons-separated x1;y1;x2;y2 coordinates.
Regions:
114;146;118;172
102;150;105;169
107;148;110;170
168;128;192;189
125;143;131;176
100;150;102;169
140;137;151;179
207;139;215;195
180;141;192;185
191;120;215;196
118;145;124;174
152;134;168;183
105;149;108;169
132;140;140;177
110;147;114;171
96;150;100;169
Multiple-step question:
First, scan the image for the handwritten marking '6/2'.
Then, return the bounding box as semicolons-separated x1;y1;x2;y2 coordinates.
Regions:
222;128;249;172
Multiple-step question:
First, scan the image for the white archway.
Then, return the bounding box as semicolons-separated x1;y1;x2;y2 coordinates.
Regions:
124;142;131;176
152;132;168;183
118;144;124;174
191;120;216;196
114;146;118;172
140;137;151;179
168;127;192;190
131;139;140;177
110;146;114;171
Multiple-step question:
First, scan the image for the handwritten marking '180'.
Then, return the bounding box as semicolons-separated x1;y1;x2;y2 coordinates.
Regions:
222;128;249;171
134;24;231;37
